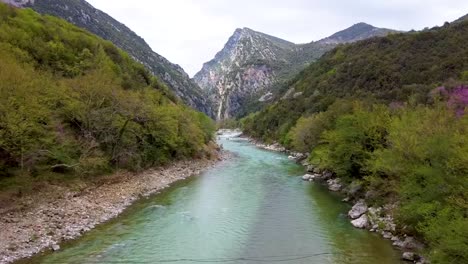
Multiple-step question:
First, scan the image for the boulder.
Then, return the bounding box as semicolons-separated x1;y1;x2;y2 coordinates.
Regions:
327;178;342;192
402;252;417;262
322;170;333;180
302;174;314;181
382;231;393;239
396;236;425;251
351;214;369;229
306;165;314;172
52;244;60;251
348;200;368;219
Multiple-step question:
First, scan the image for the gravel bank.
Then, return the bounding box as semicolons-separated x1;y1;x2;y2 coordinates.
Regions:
0;153;228;264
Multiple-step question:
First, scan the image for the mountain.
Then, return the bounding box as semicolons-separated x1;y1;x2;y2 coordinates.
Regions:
317;22;396;45
243;19;468;143
2;0;214;117
194;24;398;119
454;13;468;23
194;28;296;120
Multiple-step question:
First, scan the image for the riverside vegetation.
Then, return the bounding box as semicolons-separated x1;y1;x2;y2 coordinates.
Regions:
0;1;467;264
0;3;215;192
242;18;468;264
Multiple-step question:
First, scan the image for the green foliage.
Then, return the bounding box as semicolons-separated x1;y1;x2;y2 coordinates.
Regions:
369;106;468;263
286;101;468;263
287;99;354;152
0;4;215;181
30;0;213;117
216;118;240;130
311;102;391;179
240;16;468;264
244;20;468;143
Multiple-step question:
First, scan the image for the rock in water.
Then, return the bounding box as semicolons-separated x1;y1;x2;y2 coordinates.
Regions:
351;214;369;229
348;200;368;219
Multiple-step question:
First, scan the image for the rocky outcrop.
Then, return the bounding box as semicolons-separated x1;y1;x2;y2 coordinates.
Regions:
194;28;295;120
194;24;398;119
3;0;214;117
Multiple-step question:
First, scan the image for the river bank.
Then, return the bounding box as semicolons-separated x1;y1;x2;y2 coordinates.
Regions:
24;131;403;264
242;134;428;264
0;151;228;264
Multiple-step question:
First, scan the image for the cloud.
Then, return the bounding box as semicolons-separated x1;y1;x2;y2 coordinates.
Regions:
86;0;468;76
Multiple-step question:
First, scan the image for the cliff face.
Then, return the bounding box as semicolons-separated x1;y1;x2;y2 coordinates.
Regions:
6;0;214;117
1;0;33;7
194;28;296;120
194;24;398;119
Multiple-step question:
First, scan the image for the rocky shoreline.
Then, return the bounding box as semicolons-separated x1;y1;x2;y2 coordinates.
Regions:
0;152;228;264
250;137;428;264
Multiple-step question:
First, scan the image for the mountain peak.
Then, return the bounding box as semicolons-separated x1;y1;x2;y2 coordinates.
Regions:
353;22;373;27
235;27;254;33
317;22;397;45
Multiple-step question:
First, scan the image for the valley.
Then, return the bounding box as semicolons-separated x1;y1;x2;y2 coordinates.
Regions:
0;1;466;264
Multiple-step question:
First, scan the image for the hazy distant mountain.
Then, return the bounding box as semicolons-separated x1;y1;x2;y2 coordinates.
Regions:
454;13;468;23
3;0;214;117
317;22;396;45
194;24;398;119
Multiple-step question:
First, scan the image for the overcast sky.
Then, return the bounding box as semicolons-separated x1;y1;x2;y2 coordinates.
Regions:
86;0;468;77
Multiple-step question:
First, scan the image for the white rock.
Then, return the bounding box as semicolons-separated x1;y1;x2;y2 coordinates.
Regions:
402;252;416;261
348;200;368;219
351;214;369;229
327;178;342;192
52;244;60;251
302;174;314;181
382;231;393;239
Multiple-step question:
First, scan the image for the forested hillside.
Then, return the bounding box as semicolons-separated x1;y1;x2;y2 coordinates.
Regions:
13;0;215;117
242;19;468;263
0;3;215;184
244;20;468;142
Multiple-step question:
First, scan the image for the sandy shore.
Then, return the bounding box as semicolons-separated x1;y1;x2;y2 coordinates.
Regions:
0;153;227;264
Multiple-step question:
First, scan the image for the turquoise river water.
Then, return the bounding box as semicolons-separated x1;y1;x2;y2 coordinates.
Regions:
26;133;402;264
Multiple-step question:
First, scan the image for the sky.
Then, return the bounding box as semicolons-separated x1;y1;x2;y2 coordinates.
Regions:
86;0;468;77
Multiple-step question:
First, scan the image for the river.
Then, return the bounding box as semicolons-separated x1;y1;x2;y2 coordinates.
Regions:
25;132;402;264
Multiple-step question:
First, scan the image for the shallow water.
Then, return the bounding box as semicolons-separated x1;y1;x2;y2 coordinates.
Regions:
27;134;402;264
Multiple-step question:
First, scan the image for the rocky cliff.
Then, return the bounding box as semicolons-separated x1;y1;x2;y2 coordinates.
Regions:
194;24;397;119
4;0;214;117
193;28;297;120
